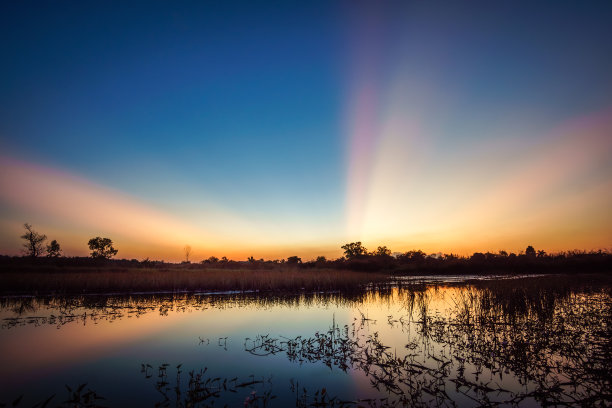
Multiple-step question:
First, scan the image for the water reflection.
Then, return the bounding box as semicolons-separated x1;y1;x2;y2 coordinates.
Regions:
0;276;610;407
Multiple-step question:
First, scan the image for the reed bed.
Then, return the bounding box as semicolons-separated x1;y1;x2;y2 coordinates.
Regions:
0;267;389;295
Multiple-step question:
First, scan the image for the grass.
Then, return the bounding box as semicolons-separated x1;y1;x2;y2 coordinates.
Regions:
1;251;610;296
0;266;391;295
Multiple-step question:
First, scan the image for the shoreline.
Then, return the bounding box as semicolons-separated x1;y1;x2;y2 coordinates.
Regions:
1;271;609;298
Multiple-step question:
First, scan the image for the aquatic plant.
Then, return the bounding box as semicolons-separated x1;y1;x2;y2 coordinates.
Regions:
1;276;610;406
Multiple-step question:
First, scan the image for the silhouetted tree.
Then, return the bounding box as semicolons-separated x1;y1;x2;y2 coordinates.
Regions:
471;252;486;262
498;250;508;257
184;245;192;263
206;256;219;264
88;237;118;259
525;245;536;257
21;223;47;257
484;252;497;261
341;242;367;259
46;240;62;257
537;250;547;258
399;250;426;262
314;256;327;267
287;256;302;265
372;246;392;257
221;256;229;263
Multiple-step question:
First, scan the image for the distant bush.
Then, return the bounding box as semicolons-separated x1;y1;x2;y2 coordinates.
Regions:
87;237;118;259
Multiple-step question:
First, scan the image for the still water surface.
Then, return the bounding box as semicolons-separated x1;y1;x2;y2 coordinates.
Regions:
1;275;610;407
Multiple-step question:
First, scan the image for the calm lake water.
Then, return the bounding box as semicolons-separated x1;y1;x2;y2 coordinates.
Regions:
1;275;610;407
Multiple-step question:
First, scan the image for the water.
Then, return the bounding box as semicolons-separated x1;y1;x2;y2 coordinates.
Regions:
0;275;610;407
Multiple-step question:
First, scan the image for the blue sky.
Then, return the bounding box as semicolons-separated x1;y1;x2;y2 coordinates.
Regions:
2;2;345;203
1;1;611;260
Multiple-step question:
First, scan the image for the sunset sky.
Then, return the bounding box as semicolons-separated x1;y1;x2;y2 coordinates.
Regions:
1;2;611;261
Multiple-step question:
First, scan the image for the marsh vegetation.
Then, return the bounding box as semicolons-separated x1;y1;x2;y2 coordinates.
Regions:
0;275;610;407
0;266;393;296
1;244;610;296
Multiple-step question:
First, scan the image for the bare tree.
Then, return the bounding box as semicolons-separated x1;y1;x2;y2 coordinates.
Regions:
184;245;192;263
21;223;47;257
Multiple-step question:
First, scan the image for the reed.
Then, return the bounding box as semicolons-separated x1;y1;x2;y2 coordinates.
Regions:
1;276;610;407
0;267;390;295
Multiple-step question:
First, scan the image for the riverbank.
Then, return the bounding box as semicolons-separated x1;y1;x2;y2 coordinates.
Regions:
0;266;393;296
1;252;610;296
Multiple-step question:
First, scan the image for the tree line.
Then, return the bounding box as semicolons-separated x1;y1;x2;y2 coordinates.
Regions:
20;223;117;259
14;224;611;273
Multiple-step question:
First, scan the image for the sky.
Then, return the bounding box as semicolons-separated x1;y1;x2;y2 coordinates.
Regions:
1;1;611;261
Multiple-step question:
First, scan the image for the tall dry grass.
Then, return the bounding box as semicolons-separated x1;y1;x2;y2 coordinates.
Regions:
0;267;389;295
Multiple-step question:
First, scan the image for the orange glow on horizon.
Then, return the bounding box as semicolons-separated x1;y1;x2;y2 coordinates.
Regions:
1;108;611;261
0;157;344;261
345;103;612;257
